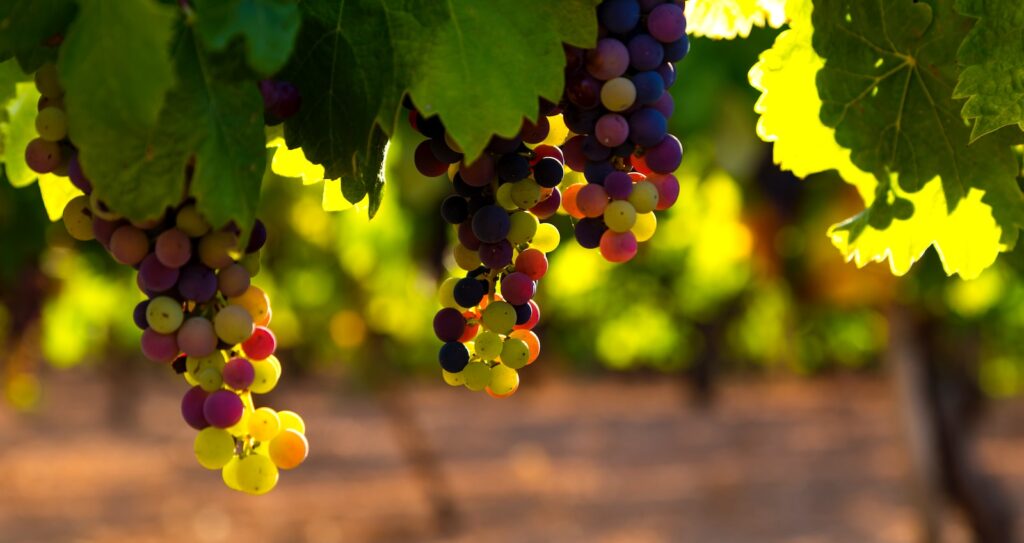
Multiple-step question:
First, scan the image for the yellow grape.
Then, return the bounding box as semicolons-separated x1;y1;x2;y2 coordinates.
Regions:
194;427;236;470
269;429;309;470
249;407;282;442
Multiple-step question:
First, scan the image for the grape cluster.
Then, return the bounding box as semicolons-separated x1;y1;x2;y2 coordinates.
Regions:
408;100;563;398
559;0;687;262
32;63;308;494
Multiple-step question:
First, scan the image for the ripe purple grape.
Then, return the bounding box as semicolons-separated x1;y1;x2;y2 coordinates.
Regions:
628;34;665;71
629;108;668;147
181;386;211;430
433;308;467;342
203;390;244;428
500;272;536;306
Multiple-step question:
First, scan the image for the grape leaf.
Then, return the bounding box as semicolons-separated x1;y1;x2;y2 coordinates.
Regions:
685;0;786;40
2;82;39;187
0;0;76;71
953;0;1024;141
751;0;1011;279
0;58;29;107
37;173;82;221
193;0;301;76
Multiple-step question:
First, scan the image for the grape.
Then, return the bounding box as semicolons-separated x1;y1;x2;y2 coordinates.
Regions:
453;243;481;270
595;113;629;147
228;286;271;326
221;456;243;491
240;252;261;277
520;116;550;144
497;154;531;182
179;263;218;303
532;157;563;188
648;3;687;42
599;0;641;33
146;296;184;334
415;140;448;177
460;154;495;187
141;328;180;362
35;106;67;142
217;263;251;298
433;308;467;343
575;217;608;249
628;34;665;71
510;179;542;209
223;357;256;390
650;173;680;210
249;407;282;442
176;204;210;237
513;303;532;325
462;363;492;391
203;390;244;429
562;135;587;172
481;301;516;334
531;223;560;253
214;304;255;345
604;200;638;233
438;277;466;309
514;249;548;280
178;317;218;358
460;311;480;342
586;38;629;80
630;108;668;147
632;71;665;105
604;171;634;200
471;205;510;243
246;219;267;253
67;154;93;194
278;411;306;434
629;180;660;213
182;386;211;430
530;187;561;220
577;184;610;218
139;254;179;293
34;63;62;98
91;217;118;248
133;300;150;330
487;364;519;397
109;225;148;265
582;134;612;162
242;326;276;360
513;301;541;332
584;160;615;184
600;77;636;112
440;195;469;224
186;351;227;378
25;138;61;173
439;341;470;372
235;453;278;495
657;62;676;89
644;135;683;173
511;329;541;363
199;230;239;269
499;338;530;369
453;278;487;308
194;427;236;469
500;272;535;306
632;211;658;242
269;429;309;470
663;36;690;62
474;331;503;361
599;230;638;263
507;211;539;245
431;137;462;164
61;196;93;241
562;105;600;134
479;240;513;269
561;184;585;218
153;228;191;268
250;358;280;394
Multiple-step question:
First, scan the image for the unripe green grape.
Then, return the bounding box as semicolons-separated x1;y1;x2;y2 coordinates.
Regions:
481;301;516;334
474;331;503;360
462;362;492;392
197;366;224;392
226;403;252;437
249;407;281;442
453;243;481;271
600;77;636;112
603;200;637;233
186;350;228;377
632;212;657;242
507;212;539;245
488;364;519;395
628;181;659;213
437;277;467;310
240;252;261;277
34;63;62;98
176;204;210;237
221;456;243;491
530;223;560;253
442;369;465;387
250;358;280;394
194;427;236;469
62;196;94;241
35;106;67;142
278;410;306;434
146;296;184;334
214;305;255;345
510;179;541;209
495;183;518;211
499;337;530;369
235;454;278;495
199;230;239;269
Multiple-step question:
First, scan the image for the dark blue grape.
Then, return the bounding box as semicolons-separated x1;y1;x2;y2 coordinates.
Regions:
454;277;487;308
178;263;217;303
133;300;150;330
434;308;467;342
657;62;676;89
513;303;533;325
629;108;668;147
246;219;267;253
663;36;689;62
497;154;531;182
575;217;608;249
582;134;613;162
439;342;470;373
584;160;615;184
628;34;665;71
430;138;462;164
440;195;469;224
533;157;564;188
452;173;479;198
599;0;641;34
458;221;481;251
562;106;600;134
632;71;665;105
471;205;511;243
479;240;513;269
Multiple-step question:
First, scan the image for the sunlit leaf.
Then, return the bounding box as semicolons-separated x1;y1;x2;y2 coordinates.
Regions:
685;0;786;40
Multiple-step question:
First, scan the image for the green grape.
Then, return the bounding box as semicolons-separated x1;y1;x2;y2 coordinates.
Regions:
495;183;518;211
628;181;659;214
194;427;236;469
278;410;306;434
474;331;503;361
186;351;228;377
250;358;280;394
176;204;210;237
197;366;224;392
481;301;516;334
507;212;539;245
240;252;261;277
600;77;636;112
442;369;465;387
236;454;279;495
453;243;481;271
510;179;541;209
249;407;281;442
62;196;94;241
35;107;67;142
146;296;184;334
499;337;530;369
199;230;239;269
183;371;199;387
462;362;492;392
632;212;657;242
488;364;519;395
437;277;467;310
530;223;560;253
604;200;637;233
213;305;255;345
227;400;252;437
34;63;62;98
221;456;243;491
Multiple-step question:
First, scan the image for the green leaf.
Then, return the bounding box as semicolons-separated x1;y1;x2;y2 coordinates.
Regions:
685;0;787;40
813;0;1024;268
0;0;77;71
953;0;1024;141
193;0;301;76
3;82;41;187
38;173;82;221
59;0;181;220
363;127;387;218
0;58;29;107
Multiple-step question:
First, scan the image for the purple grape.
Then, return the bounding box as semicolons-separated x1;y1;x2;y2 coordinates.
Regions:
630;108;668;147
567;74;601;109
246;219;267;253
181;386;211;430
433;308;467;342
562;105;600;134
458;221;481;251
604;172;634;200
595;113;630;147
599;0;641;34
25;138;60;173
452;174;479;198
499;272;536;306
648;3;687;43
177;263;217;303
460;154;495;187
497;154;531;182
628;34;665;71
479;240;513;269
471;205;511;244
439;342;470;373
520;116;550;144
651;91;674;119
532;157;564;188
575;218;608;249
586;38;630;80
514;303;533;325
203;390;244;428
584;160;615;184
223;357;256;390
92;217;119;248
487;135;522;155
141;328;179;362
415;140;448;177
562;135;587;172
657;62;676;89
133;300;150;330
663;36;690;62
645;135;683;174
530;188;561;220
68;154;93;194
632;71;665;105
453;277;487;308
582;134;612;161
428;138;460;164
639;0;663;12
441;195;469;224
139;254;180;294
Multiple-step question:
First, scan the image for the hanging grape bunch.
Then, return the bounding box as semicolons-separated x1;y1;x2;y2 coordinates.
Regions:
560;0;686;262
408;99;566;398
31;62;308;494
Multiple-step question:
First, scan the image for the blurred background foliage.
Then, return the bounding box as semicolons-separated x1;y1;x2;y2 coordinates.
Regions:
3;24;1024;411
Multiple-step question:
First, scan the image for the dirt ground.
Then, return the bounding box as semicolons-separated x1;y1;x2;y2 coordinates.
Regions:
1;369;1022;543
